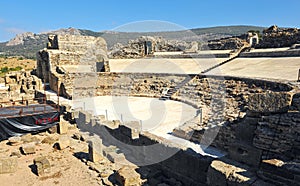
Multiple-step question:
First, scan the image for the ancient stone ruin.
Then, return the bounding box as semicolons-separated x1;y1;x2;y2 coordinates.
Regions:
0;30;299;185
109;36;198;59
256;25;300;48
0;71;42;106
36;34;110;98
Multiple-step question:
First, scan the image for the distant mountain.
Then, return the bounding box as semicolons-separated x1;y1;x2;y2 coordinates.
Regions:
0;25;265;59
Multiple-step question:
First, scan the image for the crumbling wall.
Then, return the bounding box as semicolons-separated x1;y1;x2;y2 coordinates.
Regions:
76;110;214;185
0;71;43;105
208;37;245;50
109;36;197;59
36;34;110;84
57;72;186;99
256;25;300;48
197;85;299;185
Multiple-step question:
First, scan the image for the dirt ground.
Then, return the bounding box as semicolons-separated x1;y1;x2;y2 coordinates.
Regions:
0;126;111;186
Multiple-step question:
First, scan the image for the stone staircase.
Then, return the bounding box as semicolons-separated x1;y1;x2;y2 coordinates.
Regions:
159;43;251;101
159;76;194;101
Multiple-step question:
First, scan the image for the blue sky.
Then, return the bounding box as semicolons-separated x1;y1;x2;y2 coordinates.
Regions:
0;0;299;41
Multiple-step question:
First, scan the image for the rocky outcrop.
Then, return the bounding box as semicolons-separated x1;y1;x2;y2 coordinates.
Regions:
6;32;36;46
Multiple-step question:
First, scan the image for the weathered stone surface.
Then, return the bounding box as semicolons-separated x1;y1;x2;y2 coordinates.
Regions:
21;142;36;154
8;136;22;146
21;133;39;143
256;25;300;48
1;71;42;103
55;135;70;150
10;149;22;158
88;138;103;163
257;159;299;185
228;142;262;167
109;36;196;59
106;152;126;164
0;157;18;174
58;119;69;134
115;166;141;186
253;112;300;157
34;156;51;176
248;92;291;113
208;37;244;50
207;160;256;185
41;136;57;145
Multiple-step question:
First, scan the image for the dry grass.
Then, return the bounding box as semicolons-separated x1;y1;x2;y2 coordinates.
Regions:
0;56;36;71
0;56;36;79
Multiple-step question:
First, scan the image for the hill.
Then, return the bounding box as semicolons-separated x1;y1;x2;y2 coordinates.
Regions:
0;25;265;59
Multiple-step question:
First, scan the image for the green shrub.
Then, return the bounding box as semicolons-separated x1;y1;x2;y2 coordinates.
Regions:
1;67;8;73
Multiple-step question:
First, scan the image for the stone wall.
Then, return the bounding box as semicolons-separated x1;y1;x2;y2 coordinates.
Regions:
256;25;300;48
193;85;299;185
53;72;186;99
36;34;110;84
75;110;215;185
240;49;300;57
208;37;245;50
0;71;43;105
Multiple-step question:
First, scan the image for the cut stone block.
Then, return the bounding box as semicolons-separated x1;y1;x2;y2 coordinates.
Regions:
106;152;126;163
115;166;141;186
56;135;70;150
207;160;257;185
88;137;103;163
8;136;22;146
34;156;51;176
21;142;36;155
58;120;69;134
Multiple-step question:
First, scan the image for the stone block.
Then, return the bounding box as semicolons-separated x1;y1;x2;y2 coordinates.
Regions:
21;142;36;155
56;135;70;150
21;133;39;143
34;156;51;176
41;136;57;145
8;136;22;146
131;128;140;140
102;120;118;129
47;125;58;134
106;152;126;163
88;137;103;163
0;157;18;174
207;160;256;186
58;120;69;134
115;166;141;186
10;150;22;158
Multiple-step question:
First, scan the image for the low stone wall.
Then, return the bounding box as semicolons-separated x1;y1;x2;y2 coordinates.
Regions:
75;110;215;185
55;72;187;99
153;53;230;58
240;49;300;57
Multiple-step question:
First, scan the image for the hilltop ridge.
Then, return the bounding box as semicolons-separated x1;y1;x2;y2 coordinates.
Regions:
0;25;264;58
